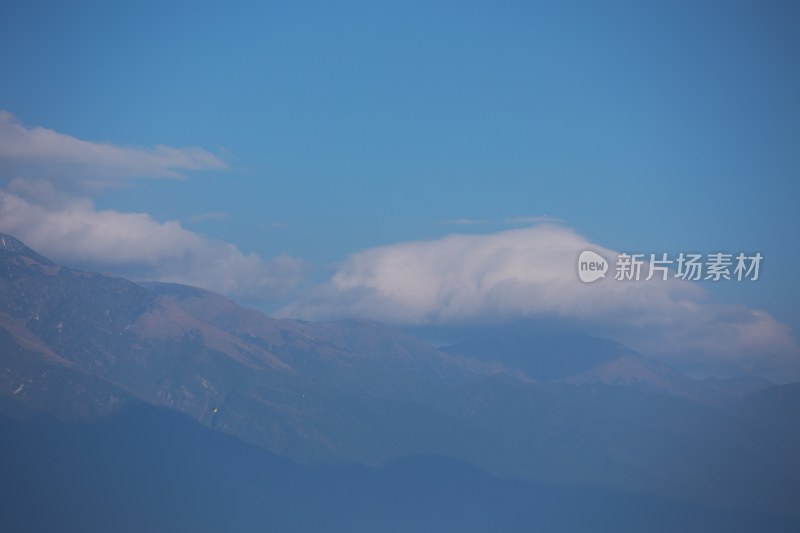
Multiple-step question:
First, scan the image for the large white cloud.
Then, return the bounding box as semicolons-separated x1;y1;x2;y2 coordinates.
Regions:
0;186;307;299
0;111;227;184
0;113;304;300
279;225;798;373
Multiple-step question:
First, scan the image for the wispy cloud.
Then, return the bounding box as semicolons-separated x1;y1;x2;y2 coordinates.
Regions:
443;218;487;225
188;211;231;223
280;225;798;376
0;111;227;186
442;215;563;226
503;215;562;225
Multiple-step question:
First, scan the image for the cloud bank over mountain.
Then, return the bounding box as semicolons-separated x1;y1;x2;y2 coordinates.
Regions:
280;225;798;376
0;113;306;299
2;113;796;377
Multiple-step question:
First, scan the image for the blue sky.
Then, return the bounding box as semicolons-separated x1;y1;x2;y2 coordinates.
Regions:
1;0;799;377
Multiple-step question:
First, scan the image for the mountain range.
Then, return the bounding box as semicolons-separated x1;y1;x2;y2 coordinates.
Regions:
1;232;799;531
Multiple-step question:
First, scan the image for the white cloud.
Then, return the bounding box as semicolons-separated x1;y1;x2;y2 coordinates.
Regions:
0;113;303;300
279;226;798;373
0;187;307;299
0;111;227;185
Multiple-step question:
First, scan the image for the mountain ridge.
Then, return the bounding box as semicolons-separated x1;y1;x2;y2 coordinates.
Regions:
1;231;799;519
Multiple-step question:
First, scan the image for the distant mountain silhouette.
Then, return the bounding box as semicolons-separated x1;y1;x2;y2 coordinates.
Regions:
2;399;798;533
443;329;766;402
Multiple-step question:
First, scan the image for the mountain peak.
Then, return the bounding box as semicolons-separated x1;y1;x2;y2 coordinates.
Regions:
0;232;54;266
